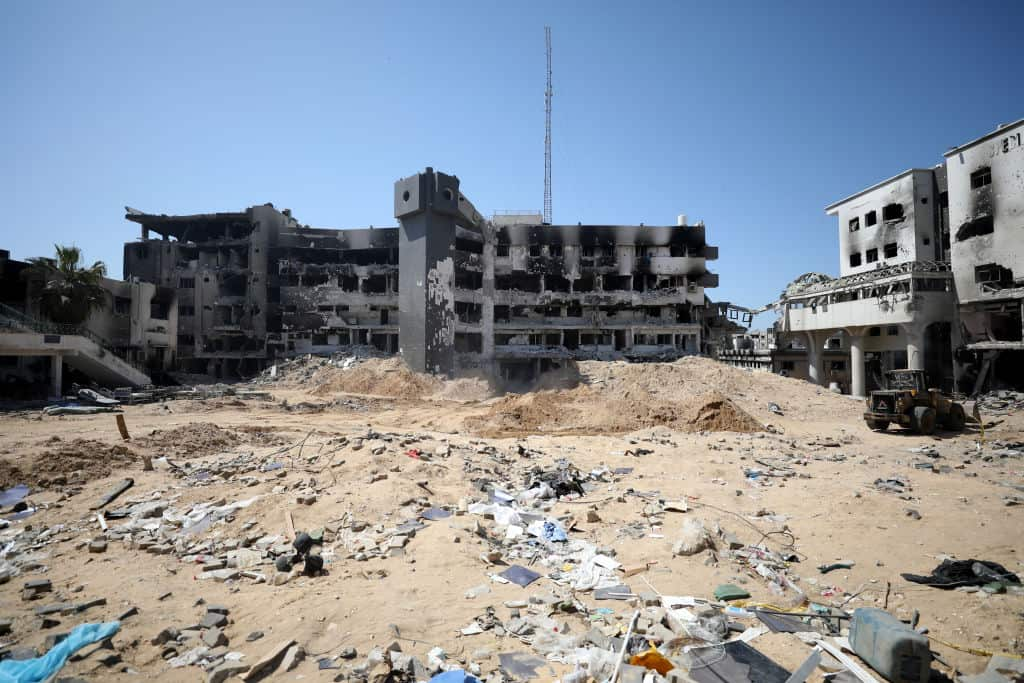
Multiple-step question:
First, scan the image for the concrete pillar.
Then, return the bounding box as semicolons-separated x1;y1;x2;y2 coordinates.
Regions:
805;331;823;386
848;331;865;398
481;223;495;361
906;326;924;370
50;354;63;399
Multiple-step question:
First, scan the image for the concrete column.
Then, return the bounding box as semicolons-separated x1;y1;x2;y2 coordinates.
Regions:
906;326;924;370
481;223;495;361
50;354;63;399
848;331;865;398
805;331;823;386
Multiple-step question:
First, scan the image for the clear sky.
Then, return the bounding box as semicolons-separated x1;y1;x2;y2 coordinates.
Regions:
2;1;1021;328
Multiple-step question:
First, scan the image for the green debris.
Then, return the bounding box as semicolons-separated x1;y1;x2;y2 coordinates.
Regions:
714;584;751;601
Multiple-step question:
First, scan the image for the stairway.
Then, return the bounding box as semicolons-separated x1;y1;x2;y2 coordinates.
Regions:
0;303;151;389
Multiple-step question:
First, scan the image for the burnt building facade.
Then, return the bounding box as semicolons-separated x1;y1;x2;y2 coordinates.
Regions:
124;205;399;377
123;168;719;379
945;119;1024;389
772;118;1024;394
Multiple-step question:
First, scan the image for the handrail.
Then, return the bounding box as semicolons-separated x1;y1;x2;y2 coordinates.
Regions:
0;302;148;373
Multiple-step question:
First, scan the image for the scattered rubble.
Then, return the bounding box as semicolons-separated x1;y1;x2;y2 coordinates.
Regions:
0;357;1021;681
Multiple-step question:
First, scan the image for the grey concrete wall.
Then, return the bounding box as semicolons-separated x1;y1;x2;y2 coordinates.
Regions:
395;169;463;375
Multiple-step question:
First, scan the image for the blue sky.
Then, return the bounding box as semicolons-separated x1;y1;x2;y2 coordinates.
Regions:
2;1;1021;328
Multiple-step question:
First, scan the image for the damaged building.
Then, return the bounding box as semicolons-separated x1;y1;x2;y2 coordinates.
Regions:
945;119;1024;390
122;167;720;380
774;118;1024;394
394;168;718;381
123;206;399;378
776;166;958;395
0;249;172;397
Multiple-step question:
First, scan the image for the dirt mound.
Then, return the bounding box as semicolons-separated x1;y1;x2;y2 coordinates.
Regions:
136;422;287;457
0;438;137;488
679;391;764;432
431;376;495;402
466;384;762;437
308;357;443;399
462;355;857;437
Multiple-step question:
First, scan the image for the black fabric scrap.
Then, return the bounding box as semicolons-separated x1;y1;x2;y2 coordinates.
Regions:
901;559;1020;589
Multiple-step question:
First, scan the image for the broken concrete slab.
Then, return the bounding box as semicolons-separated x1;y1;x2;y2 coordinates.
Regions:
91;478;134;510
241;639;296;681
207;661;251;683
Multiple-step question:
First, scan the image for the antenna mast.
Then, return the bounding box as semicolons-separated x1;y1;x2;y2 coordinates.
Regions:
544;26;552;224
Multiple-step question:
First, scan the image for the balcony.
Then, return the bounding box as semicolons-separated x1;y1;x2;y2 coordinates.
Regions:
782;289;953;332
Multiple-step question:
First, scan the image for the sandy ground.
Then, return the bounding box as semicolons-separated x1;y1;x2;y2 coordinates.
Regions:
0;356;1022;681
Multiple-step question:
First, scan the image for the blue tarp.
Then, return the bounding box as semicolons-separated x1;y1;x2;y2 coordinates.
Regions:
0;621;120;683
429;671;481;683
0;485;29;508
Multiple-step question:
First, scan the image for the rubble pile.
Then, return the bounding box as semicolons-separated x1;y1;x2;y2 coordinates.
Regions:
0;437;137;488
975;390;1024;415
136;423;288;458
1;357;1022;681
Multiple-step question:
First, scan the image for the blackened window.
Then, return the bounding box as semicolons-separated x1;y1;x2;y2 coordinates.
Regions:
866;248;878;263
884;243;897;258
882;203;904;221
849;252;862;267
849;217;860;232
865;211;877;226
970;167;992;189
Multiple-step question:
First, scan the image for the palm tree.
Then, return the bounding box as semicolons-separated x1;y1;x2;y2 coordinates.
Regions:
23;245;107;325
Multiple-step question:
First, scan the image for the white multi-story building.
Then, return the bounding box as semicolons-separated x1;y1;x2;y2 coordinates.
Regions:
775;118;1024;395
945;119;1024;390
777;167;957;396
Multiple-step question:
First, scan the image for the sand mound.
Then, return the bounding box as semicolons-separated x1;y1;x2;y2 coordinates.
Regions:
136;422;287;457
463;355;857;436
431;376;495;402
0;438;137;488
465;385;762;437
308;357;443;399
679;391;764;432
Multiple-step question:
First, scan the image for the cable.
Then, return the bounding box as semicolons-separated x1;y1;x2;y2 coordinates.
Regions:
927;634;1024;660
689;501;806;560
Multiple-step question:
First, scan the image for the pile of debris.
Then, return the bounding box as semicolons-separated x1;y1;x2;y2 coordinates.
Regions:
975;390;1024;415
780;272;834;298
250;346;387;387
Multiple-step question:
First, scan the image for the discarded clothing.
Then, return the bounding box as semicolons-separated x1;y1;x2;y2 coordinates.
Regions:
526;518;567;542
0;621;120;683
901;559;1020;589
